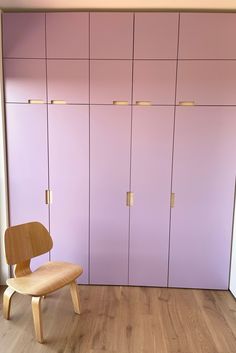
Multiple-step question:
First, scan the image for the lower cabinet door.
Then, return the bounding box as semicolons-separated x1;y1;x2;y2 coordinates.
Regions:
48;105;89;284
90;106;131;285
6;103;49;268
169;107;236;289
129;107;174;286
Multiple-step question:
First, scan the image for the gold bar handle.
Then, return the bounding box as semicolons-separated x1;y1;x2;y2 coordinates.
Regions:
51;100;67;104
113;101;129;106
126;192;134;207
178;101;195;106
170;193;175;208
136;101;152;106
45;190;53;205
28;99;45;104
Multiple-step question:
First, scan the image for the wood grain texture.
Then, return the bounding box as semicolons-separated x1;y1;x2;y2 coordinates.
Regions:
70;280;81;314
1;285;236;353
3;286;15;320
32;296;43;343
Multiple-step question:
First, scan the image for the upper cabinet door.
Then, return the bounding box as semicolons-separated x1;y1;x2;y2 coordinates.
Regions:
179;13;236;59
129;106;174;287
3;13;45;58
49;105;89;284
4;59;46;103
47;60;89;104
177;61;236;106
90;13;133;59
46;13;89;58
134;13;179;59
90;60;132;104
170;107;236;289
133;61;176;105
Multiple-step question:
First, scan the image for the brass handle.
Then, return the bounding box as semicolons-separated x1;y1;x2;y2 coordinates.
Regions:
113;101;129;106
178;101;195;106
136;101;152;106
170;193;175;208
28;99;45;104
45;190;53;205
51;100;66;104
126;192;134;207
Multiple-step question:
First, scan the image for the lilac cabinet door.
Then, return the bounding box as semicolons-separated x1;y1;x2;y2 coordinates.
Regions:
6;104;49;268
90;106;131;285
133;61;176;105
3;13;45;58
90;13;133;59
179;13;236;59
134;13;178;59
46;13;89;58
49;105;89;284
4;59;46;103
90;60;132;104
129;107;174;286
169;107;236;289
47;60;89;104
177;61;236;105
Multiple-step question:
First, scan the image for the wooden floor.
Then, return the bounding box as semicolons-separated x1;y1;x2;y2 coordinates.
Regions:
1;285;236;353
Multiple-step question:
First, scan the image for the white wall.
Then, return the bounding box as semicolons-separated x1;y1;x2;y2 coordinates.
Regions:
0;10;10;284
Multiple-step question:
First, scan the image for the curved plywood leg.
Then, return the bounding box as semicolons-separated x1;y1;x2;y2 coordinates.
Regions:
32;296;43;343
3;287;16;320
70;281;80;314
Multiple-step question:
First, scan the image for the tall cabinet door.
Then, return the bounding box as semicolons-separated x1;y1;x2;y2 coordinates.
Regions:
48;105;89;284
90;106;131;285
129;107;174;286
6;104;49;267
169;107;236;289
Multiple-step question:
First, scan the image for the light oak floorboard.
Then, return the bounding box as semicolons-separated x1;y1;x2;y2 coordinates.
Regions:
1;285;236;353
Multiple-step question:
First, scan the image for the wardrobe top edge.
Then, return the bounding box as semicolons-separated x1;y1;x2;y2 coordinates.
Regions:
2;9;236;14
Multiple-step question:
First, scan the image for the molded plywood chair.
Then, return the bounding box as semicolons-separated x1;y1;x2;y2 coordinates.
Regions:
3;222;83;343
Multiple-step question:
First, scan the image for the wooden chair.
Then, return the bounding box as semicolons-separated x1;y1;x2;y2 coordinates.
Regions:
3;221;83;343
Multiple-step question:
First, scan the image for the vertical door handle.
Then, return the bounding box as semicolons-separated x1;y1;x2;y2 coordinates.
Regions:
126;192;134;207
170;193;175;208
45;190;53;205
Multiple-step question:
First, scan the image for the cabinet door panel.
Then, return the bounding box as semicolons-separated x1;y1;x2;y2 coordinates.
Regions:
177;61;236;105
6;104;49;268
90;106;131;285
129;107;174;286
47;60;89;104
133;61;176;105
4;59;46;103
134;13;178;59
3;13;45;58
179;13;236;59
49;105;89;284
90;13;133;59
46;13;89;59
90;60;132;104
169;107;236;289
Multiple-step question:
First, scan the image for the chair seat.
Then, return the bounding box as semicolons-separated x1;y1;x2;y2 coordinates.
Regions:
6;261;83;296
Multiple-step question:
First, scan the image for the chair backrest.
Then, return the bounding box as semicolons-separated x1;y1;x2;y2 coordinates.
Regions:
5;222;53;265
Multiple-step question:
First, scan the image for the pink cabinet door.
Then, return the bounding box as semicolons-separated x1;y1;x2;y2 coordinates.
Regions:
90;60;132;104
133;61;176;105
48;105;89;284
90;106;131;285
129;107;174;286
177;61;236;105
134;13;179;59
179;13;236;59
3;13;45;58
46;13;89;58
169;107;236;289
6;103;49;268
90;13;133;59
47;60;89;104
4;59;46;103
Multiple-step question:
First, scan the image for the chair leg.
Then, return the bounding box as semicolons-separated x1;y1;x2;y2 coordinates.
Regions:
3;287;15;320
32;296;43;343
70;281;80;314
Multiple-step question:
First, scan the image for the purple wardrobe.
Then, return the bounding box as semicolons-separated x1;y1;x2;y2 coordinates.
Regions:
3;11;236;289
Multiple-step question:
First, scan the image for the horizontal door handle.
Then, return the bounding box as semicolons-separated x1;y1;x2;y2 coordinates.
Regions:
50;100;67;104
113;101;129;106
28;99;45;104
136;101;152;106
178;101;195;106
